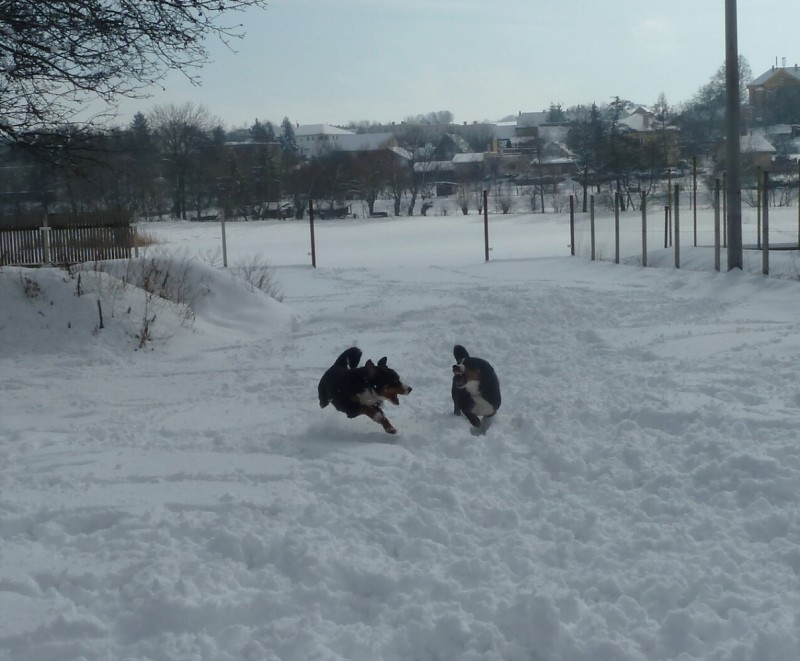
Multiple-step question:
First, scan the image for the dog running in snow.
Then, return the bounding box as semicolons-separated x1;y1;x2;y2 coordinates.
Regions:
451;344;501;433
318;347;412;434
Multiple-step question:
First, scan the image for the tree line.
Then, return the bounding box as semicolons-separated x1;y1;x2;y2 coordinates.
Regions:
3;51;798;227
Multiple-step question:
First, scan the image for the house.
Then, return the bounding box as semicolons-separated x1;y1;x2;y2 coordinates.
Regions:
740;131;777;170
294;124;399;158
452;152;485;181
621;107;681;167
747;60;800;125
295;124;354;158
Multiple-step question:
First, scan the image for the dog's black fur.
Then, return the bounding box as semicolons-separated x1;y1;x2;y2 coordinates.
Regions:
451;344;501;432
318;347;412;434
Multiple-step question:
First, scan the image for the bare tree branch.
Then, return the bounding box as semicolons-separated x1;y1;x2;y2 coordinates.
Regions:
0;1;268;146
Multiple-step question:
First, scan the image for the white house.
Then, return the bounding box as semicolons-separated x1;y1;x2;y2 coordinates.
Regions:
294;124;397;158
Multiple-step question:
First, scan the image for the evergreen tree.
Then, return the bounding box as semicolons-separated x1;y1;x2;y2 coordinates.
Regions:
279;117;298;154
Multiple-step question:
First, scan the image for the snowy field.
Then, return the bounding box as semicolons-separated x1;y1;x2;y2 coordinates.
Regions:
3;202;800;660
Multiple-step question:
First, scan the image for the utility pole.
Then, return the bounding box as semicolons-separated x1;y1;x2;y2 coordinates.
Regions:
725;0;743;269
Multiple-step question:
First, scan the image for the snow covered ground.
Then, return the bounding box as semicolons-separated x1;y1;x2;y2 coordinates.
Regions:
3;202;800;660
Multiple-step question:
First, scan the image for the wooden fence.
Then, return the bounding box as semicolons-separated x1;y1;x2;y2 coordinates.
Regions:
0;221;133;266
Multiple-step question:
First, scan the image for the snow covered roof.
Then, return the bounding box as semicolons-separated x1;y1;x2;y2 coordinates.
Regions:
452;152;484;163
622;108;653;131
390;145;412;160
295;124;354;137
741;132;777;153
413;160;454;173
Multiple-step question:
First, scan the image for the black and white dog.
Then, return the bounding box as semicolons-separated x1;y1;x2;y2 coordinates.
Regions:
451;344;501;433
319;347;412;434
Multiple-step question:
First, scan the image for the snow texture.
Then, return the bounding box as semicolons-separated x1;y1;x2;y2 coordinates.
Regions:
3;204;800;660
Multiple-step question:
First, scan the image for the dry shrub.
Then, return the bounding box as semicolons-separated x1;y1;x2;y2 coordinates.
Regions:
232;255;284;301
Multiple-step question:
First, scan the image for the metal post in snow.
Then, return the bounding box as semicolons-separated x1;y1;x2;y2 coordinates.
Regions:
693;157;698;247
309;198;317;268
590;195;596;261
483;190;489;262
641;191;648;267
667;169;673;246
674;184;680;269
714;179;721;272
723;172;728;247
664;206;669;249
614;191;620;264
569;194;575;256
762;171;770;276
725;0;743;270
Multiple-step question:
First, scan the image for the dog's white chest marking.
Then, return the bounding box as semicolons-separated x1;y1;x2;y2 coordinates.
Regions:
465;381;495;416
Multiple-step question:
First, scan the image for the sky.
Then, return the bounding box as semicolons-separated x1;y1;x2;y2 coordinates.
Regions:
107;0;800;130
4;200;800;659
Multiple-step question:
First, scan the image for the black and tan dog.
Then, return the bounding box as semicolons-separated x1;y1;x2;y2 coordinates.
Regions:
451;344;501;433
318;347;412;434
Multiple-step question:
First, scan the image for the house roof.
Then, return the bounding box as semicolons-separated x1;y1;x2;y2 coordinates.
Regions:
622;108;653;131
452;153;484;163
517;111;548;127
749;65;800;87
295;124;354;137
413;161;454;173
741;132;776;154
336;132;395;152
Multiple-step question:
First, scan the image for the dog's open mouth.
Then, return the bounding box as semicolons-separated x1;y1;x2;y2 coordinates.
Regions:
388;395;400;405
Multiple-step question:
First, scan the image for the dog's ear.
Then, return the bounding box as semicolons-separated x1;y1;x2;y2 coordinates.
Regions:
378;357;388;367
365;359;377;375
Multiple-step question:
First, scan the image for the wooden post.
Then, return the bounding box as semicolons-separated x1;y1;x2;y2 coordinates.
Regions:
614;191;620;264
797;159;800;247
664;206;669;249
40;220;51;266
714;179;721;272
692;157;698;247
641;191;648;267
674;184;680;269
569;194;575;256
756;166;762;250
762;171;769;276
309;198;317;268
590;195;596;261
483;190;489;262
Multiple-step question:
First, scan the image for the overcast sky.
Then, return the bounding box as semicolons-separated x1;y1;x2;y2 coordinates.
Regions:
111;0;800;130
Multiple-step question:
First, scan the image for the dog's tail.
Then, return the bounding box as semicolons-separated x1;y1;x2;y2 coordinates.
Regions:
334;346;362;369
453;344;469;363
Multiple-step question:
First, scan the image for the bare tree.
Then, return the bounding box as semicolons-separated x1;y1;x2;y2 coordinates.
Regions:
150;103;219;220
0;1;268;149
